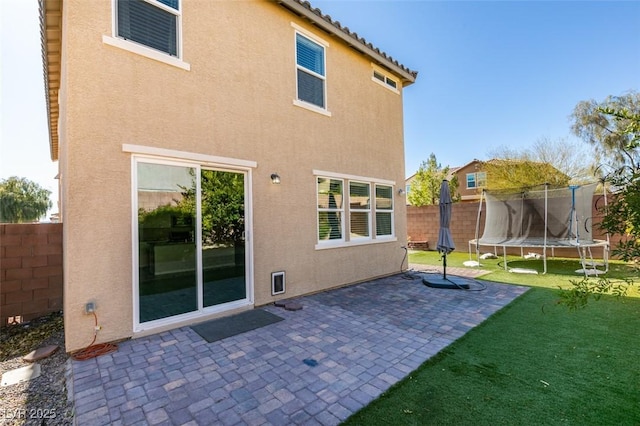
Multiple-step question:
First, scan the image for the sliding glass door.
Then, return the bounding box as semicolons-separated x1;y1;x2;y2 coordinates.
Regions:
135;160;248;326
201;169;246;308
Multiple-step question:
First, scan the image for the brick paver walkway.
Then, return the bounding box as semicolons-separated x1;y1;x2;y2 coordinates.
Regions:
67;272;528;425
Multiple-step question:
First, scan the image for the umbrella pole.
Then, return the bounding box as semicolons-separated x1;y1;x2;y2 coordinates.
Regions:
443;253;447;280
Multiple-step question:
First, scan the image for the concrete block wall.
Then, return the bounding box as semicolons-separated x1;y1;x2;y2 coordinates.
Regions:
407;202;485;253
1;223;63;325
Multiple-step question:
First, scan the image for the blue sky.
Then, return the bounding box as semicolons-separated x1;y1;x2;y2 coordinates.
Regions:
312;0;639;175
1;1;639;215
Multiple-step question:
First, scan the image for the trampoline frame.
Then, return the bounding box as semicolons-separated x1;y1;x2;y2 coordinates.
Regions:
468;183;610;276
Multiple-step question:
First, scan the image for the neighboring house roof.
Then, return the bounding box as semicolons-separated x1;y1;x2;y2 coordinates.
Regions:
39;0;418;162
405;160;477;183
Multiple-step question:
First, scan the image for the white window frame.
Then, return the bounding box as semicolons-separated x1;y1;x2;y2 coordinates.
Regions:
103;0;190;71
375;184;395;238
371;64;400;94
314;170;396;249
349;181;372;241
466;172;486;189
292;23;331;116
466;173;477;189
316;177;345;246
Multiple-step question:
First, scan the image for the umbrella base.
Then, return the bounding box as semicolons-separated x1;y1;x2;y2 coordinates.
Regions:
422;274;470;290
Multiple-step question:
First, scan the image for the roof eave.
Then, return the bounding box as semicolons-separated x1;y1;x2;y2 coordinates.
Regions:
277;0;418;86
39;0;62;162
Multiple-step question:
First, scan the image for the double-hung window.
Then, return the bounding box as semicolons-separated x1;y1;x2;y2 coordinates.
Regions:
375;185;394;237
477;172;487;188
116;0;180;57
296;33;326;109
466;173;477;189
349;182;371;239
317;178;344;242
466;172;486;189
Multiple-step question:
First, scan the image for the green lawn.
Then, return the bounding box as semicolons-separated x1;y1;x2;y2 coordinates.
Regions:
342;251;640;425
410;250;639;297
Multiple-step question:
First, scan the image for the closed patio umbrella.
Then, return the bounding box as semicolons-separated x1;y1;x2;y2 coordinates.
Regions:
423;179;470;289
436;179;455;279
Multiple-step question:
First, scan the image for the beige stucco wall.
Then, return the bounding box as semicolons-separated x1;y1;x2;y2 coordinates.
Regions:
59;0;411;351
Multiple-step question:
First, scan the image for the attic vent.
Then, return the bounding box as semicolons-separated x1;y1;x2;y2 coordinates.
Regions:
272;272;286;295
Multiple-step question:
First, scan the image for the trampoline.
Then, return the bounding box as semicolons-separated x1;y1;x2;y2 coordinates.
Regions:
468;183;610;275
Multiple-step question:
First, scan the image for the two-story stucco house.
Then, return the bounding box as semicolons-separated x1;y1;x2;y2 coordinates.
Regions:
40;0;417;352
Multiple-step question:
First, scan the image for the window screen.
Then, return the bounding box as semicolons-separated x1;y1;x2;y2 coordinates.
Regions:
349;182;370;239
317;178;343;241
117;0;179;57
467;173;477;189
296;34;325;108
375;185;393;237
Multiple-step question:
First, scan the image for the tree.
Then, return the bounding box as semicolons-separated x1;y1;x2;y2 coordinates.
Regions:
530;137;597;184
558;104;639;309
597;107;640;263
571;91;640;171
0;177;52;223
480;154;570;191
408;153;458;206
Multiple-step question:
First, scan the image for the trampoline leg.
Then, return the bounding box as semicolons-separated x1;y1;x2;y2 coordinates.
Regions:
503;247;507;271
577;247;588;278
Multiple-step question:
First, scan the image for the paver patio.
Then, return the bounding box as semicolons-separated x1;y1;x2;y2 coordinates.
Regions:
67;269;528;425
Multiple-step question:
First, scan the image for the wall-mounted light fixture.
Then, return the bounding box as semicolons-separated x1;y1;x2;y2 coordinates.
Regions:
397;188;405;195
270;173;281;184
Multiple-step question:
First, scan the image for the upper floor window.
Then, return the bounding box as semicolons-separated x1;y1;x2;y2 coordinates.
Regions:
372;68;399;92
116;0;180;57
296;33;326;109
466;172;487;189
477;172;487;187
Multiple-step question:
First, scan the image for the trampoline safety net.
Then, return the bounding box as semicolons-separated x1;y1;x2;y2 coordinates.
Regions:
478;183;599;247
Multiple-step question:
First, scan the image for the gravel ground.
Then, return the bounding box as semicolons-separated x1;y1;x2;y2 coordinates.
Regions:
0;313;74;426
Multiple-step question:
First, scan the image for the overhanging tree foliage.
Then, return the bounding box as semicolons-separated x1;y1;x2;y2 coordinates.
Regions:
481;158;570;191
558;99;639;309
571;91;639;171
408;153;459;206
486;138;596;187
0;177;52;223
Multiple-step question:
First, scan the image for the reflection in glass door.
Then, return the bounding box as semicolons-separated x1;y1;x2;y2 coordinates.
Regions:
136;161;248;325
137;163;198;323
201;170;246;307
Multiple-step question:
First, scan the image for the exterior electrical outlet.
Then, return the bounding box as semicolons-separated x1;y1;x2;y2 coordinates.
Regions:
85;302;95;314
272;272;285;295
